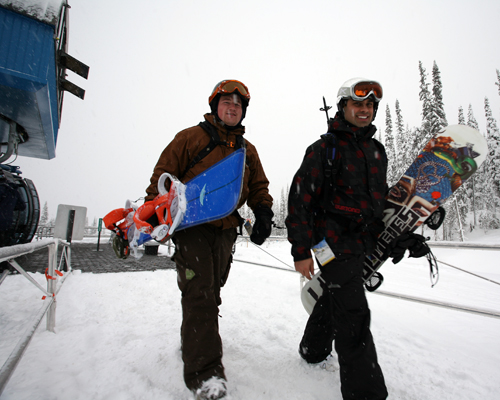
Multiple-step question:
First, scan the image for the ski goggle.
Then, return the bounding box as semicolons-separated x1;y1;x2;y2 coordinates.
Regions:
209;80;250;104
350;81;383;102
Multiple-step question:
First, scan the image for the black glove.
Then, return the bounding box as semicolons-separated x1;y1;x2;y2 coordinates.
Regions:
250;205;274;245
389;233;431;264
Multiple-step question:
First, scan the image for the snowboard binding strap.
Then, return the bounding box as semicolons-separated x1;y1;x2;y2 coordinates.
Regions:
133;173;186;243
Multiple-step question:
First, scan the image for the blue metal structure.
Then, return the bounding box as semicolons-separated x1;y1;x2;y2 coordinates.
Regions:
0;1;88;247
0;1;88;161
0;7;59;159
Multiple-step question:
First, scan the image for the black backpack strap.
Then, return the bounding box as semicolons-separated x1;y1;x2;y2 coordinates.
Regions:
320;133;340;179
235;134;246;150
181;121;246;179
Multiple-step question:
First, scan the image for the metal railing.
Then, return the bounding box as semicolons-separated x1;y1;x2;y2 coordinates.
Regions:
36;225;108;239
0;239;71;396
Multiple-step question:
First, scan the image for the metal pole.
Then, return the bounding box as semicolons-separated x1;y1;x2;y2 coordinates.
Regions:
0;269;9;286
66;209;75;243
96;218;102;252
0;297;54;396
320;96;332;126
46;241;58;332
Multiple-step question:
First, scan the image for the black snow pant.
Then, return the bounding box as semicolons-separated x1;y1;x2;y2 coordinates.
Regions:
299;253;388;400
173;224;237;391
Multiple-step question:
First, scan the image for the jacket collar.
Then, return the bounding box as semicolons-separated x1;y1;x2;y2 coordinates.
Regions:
327;113;377;141
204;113;245;136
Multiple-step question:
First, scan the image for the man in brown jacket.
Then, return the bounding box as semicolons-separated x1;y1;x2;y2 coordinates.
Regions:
145;80;273;400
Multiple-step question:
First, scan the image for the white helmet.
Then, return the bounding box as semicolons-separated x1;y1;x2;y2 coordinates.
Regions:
336;78;383;120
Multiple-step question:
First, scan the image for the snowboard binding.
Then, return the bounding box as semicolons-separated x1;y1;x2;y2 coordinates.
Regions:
424;206;446;230
103;200;137;259
112;235;130;259
133;173;186;244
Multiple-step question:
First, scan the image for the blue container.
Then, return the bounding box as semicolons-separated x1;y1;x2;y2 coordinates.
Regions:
0;3;69;160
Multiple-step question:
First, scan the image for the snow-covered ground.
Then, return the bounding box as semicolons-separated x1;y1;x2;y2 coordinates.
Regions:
1;233;500;399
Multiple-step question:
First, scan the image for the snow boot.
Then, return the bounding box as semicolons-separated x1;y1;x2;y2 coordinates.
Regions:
194;377;228;400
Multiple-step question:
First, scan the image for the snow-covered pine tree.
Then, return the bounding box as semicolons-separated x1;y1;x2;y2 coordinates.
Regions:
394;99;409;177
467;104;480;131
479;182;499;230
467;104;486;224
496;69;500;96
431;61;448;133
40;201;49;226
418;61;433;145
384;104;397;185
453;106;470;232
458;106;465;125
477;97;500;230
484;97;500;202
278;187;288;236
92;217;98;235
429;61;457;238
442;200;457;240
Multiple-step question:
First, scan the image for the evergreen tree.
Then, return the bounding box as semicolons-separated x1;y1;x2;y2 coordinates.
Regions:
467;104;486;225
431;61;448;133
418;61;433;139
467;104;479;130
442;200;457;240
484;97;500;201
40;201;49;226
479;183;500;230
496;69;500;96
452;106;469;233
401;125;418;174
384;104;397;185
458;106;465;125
278;187;287;236
394;100;408;177
92;217;98;235
477;97;500;231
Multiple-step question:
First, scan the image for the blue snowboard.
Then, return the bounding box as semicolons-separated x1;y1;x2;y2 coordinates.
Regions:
125;148;246;256
177;148;246;230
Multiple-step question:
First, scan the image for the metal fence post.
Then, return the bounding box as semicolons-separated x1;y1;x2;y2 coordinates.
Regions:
66;209;75;243
46;241;58;332
0;239;72;396
96;218;102;252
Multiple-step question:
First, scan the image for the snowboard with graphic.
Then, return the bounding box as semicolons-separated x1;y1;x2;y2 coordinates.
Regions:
104;148;246;259
302;125;487;313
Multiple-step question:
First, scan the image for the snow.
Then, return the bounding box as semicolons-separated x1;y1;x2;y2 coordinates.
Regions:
1;235;500;399
0;0;63;24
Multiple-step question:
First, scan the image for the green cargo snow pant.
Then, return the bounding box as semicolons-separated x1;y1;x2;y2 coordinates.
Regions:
173;224;237;391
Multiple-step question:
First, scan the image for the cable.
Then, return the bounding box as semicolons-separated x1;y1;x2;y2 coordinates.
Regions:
436;258;500;286
236;237;294;270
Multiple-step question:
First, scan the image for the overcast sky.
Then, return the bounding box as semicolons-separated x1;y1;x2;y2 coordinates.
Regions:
15;0;500;224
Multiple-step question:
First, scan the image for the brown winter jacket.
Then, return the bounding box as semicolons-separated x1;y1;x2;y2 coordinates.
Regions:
145;113;273;230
